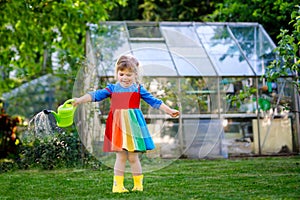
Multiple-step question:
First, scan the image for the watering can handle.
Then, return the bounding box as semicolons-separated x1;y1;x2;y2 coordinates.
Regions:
63;99;75;106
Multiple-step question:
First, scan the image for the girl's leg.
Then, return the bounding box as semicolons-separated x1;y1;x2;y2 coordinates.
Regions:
114;151;127;176
112;151;128;193
128;152;143;191
128;152;142;175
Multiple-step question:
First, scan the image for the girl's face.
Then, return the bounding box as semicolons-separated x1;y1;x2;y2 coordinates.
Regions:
117;69;137;88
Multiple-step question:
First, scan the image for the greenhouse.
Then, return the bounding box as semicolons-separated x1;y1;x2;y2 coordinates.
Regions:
75;21;299;158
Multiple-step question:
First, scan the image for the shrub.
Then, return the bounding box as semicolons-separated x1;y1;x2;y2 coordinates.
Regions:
0;100;22;160
17;131;101;170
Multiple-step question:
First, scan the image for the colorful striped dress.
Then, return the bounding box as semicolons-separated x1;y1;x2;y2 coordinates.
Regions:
89;83;162;152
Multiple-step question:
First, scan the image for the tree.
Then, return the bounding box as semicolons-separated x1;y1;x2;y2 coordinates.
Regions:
265;6;300;92
0;0;126;95
207;0;299;43
109;0;222;21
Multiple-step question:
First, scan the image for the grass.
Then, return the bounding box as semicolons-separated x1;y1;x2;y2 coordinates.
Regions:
0;156;299;200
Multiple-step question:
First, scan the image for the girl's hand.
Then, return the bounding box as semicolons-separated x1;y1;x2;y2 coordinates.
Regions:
72;94;92;107
72;98;80;107
159;103;180;118
169;109;180;118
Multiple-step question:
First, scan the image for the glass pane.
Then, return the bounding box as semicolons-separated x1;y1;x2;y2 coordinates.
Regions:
188;58;217;76
161;26;202;47
180;77;219;114
196;25;231;43
196;25;255;76
234;41;256;60
211;54;255;76
140;60;177;76
202;40;240;55
127;25;162;38
229;26;255;43
169;47;207;57
161;25;217;76
229;25;277;75
220;77;257;114
131;42;168;50
131;45;178;76
250;58;276;76
132;48;172;61
172;57;202;76
256;28;275;55
174;58;216;76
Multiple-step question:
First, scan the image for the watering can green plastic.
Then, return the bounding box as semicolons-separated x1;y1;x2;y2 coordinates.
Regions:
253;98;271;111
258;98;271;111
43;99;76;127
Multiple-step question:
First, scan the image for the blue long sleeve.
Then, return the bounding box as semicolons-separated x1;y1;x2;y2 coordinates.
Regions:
88;84;113;102
139;85;162;109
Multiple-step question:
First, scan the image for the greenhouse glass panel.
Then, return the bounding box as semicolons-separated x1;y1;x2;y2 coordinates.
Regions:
172;57;203;76
133;47;171;60
229;25;277;76
196;25;232;43
201;40;240;55
249;58;275;76
229;26;255;42
168;47;206;57
130;42;167;50
229;26;256;60
211;54;254;76
256;27;276;55
161;25;216;76
132;48;178;76
140;61;178;76
160;25;201;47
127;24;162;39
196;25;255;76
182;58;217;75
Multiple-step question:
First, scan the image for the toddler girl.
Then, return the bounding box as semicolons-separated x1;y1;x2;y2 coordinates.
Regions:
73;54;179;193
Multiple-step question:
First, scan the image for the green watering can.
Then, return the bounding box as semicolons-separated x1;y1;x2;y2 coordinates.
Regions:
252;98;271;111
43;99;76;128
258;98;271;111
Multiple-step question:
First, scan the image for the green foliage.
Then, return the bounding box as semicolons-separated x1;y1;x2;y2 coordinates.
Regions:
208;0;299;43
0;0;126;95
109;0;222;21
265;6;300;92
227;86;257;109
2;131;101;171
18;132;81;170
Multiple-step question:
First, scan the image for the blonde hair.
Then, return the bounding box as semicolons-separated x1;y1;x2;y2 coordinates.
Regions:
115;54;141;83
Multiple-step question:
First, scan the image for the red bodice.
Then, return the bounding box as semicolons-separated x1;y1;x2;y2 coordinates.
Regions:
110;92;140;111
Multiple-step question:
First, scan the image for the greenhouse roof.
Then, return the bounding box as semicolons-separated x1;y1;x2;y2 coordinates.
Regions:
87;21;277;77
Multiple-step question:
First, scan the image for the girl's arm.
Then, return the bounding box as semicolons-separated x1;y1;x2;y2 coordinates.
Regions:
73;94;92;106
73;84;113;106
159;103;180;118
140;85;179;117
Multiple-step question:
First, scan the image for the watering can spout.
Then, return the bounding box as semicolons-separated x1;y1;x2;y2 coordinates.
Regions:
43;109;52;115
43;109;60;122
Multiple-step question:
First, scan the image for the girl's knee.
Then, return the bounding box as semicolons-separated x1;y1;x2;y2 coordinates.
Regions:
128;153;139;164
116;151;128;162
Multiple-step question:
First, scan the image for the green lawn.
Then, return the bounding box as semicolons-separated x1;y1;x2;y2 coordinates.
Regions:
1;156;299;200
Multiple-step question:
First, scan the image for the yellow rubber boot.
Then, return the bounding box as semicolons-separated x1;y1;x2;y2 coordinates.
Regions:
112;176;129;193
132;175;143;192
